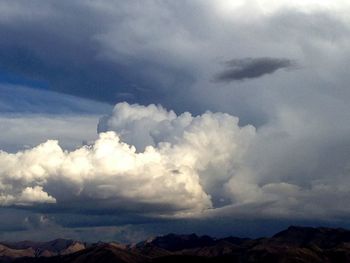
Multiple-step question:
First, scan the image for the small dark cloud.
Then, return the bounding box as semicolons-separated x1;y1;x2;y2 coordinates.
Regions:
214;57;296;82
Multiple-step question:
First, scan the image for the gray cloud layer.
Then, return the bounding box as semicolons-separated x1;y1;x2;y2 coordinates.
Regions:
214;57;296;82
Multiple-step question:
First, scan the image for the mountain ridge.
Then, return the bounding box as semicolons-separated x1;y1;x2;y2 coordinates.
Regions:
2;226;350;262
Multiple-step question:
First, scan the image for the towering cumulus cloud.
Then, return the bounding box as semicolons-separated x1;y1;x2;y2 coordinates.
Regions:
0;103;255;216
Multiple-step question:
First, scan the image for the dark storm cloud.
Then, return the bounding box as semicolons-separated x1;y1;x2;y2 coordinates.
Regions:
0;1;194;109
214;57;296;82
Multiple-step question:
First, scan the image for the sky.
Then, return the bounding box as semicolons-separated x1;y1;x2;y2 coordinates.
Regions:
0;0;350;243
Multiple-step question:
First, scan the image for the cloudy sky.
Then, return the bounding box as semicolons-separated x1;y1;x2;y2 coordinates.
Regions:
1;0;350;242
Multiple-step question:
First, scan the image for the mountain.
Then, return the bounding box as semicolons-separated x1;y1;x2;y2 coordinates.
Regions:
0;239;86;259
272;225;350;248
13;244;148;263
0;244;35;260
133;233;216;251
2;226;350;262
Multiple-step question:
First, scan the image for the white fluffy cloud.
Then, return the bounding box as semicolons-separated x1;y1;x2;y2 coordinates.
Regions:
0;103;255;216
1;101;350;222
0;186;56;206
1;102;350;221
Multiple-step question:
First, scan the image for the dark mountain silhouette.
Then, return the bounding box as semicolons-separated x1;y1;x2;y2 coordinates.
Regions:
2;238;87;257
13;244;148;263
272;225;350;248
0;239;86;261
2;226;350;263
133;233;216;251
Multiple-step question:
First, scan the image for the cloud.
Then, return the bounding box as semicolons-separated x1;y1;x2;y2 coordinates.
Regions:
0;101;350;240
0;0;350;119
17;186;56;205
0;1;195;109
214;57;296;82
1;1;350;238
1;101;350;224
0;102;255;217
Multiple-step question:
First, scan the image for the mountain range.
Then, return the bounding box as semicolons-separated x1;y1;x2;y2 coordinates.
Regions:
1;226;350;262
